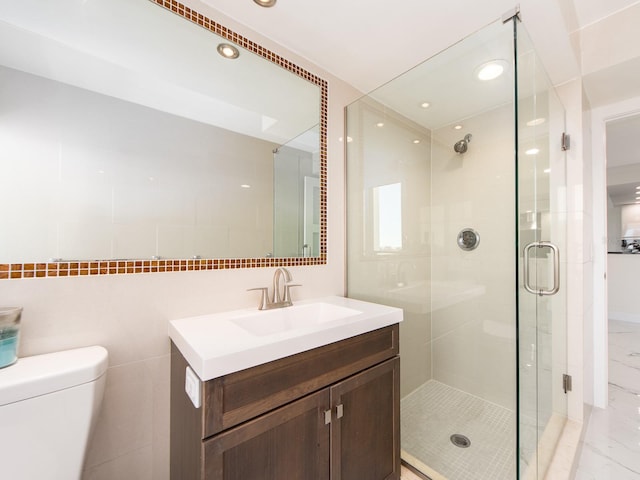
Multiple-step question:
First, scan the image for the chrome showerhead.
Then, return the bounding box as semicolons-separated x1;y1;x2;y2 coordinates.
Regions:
454;133;472;154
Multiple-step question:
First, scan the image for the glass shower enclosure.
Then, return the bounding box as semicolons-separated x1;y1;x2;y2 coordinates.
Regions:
346;16;567;480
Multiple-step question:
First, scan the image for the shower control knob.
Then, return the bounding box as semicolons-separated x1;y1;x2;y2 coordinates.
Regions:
457;228;480;251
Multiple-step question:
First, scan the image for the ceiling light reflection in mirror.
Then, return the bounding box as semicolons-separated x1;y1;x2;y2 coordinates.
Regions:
0;0;319;148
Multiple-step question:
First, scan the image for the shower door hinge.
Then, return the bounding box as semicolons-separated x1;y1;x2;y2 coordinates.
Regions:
561;132;571;151
502;5;521;23
563;374;572;394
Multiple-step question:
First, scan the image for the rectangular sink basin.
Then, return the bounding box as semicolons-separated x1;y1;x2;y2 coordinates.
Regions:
169;296;402;381
231;302;362;337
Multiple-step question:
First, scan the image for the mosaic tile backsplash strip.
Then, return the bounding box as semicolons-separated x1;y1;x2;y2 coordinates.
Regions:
1;256;325;280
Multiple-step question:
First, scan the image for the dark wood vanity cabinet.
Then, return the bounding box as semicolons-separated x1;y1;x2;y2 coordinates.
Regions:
171;324;400;480
204;388;331;479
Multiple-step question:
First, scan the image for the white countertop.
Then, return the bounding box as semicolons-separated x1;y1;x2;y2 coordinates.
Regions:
168;296;403;381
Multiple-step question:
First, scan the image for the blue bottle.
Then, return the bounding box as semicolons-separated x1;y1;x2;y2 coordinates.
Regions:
0;307;22;368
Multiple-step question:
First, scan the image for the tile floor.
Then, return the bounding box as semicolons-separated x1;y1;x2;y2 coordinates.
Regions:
574;320;640;480
400;321;640;480
401;380;515;480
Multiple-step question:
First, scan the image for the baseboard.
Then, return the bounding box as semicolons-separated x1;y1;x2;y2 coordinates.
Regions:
608;311;640;323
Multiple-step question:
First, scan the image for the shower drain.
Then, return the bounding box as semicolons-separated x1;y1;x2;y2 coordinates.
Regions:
450;433;471;448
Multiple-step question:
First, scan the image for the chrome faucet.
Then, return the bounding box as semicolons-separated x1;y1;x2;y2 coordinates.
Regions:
248;267;301;310
272;267;292;304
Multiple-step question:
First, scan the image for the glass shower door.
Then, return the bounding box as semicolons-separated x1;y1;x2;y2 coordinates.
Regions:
345;15;568;480
516;22;568;480
347;18;520;480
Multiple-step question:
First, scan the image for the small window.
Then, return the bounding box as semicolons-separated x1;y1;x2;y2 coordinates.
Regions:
373;182;402;252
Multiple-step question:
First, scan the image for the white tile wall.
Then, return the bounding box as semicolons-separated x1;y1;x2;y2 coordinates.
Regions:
430;105;516;410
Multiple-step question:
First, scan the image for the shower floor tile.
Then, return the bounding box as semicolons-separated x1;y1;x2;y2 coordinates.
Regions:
401;380;516;480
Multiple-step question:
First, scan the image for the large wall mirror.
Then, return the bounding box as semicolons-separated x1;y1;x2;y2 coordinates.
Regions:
0;0;327;274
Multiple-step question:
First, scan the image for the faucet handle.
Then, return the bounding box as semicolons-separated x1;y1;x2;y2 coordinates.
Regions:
283;283;301;303
247;287;269;310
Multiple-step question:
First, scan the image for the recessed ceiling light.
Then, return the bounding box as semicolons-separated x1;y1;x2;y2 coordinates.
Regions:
420;102;430;109
476;60;508;81
527;118;546;127
544;168;551;173
241;184;251;189
413;139;420;144
454;125;463;130
376;122;384;128
253;0;276;6
636;185;640;189
525;148;540;155
217;43;239;59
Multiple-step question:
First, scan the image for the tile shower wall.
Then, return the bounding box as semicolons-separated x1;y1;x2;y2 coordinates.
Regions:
0;4;361;480
430;105;516;409
346;98;432;398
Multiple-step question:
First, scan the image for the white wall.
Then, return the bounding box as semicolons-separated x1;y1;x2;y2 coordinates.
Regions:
577;2;640;108
556;79;589;421
620;204;640;239
0;4;361;478
607;199;622;252
608;254;640;323
0;65;276;261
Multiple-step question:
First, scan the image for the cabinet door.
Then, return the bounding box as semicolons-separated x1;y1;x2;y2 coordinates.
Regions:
331;357;400;480
203;388;331;480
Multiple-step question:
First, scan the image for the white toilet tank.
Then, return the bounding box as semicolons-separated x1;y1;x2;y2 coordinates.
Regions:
0;346;108;480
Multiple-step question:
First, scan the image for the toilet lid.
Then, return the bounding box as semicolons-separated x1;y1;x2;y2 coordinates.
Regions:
0;346;108;406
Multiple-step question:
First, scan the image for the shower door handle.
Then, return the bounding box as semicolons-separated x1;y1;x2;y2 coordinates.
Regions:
523;242;560;296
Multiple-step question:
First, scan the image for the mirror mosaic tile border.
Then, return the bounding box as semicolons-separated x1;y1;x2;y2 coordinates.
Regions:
0;0;328;280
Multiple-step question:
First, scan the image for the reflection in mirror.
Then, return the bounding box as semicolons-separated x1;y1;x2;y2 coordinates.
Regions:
0;0;326;270
273;125;321;258
606;113;640;254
